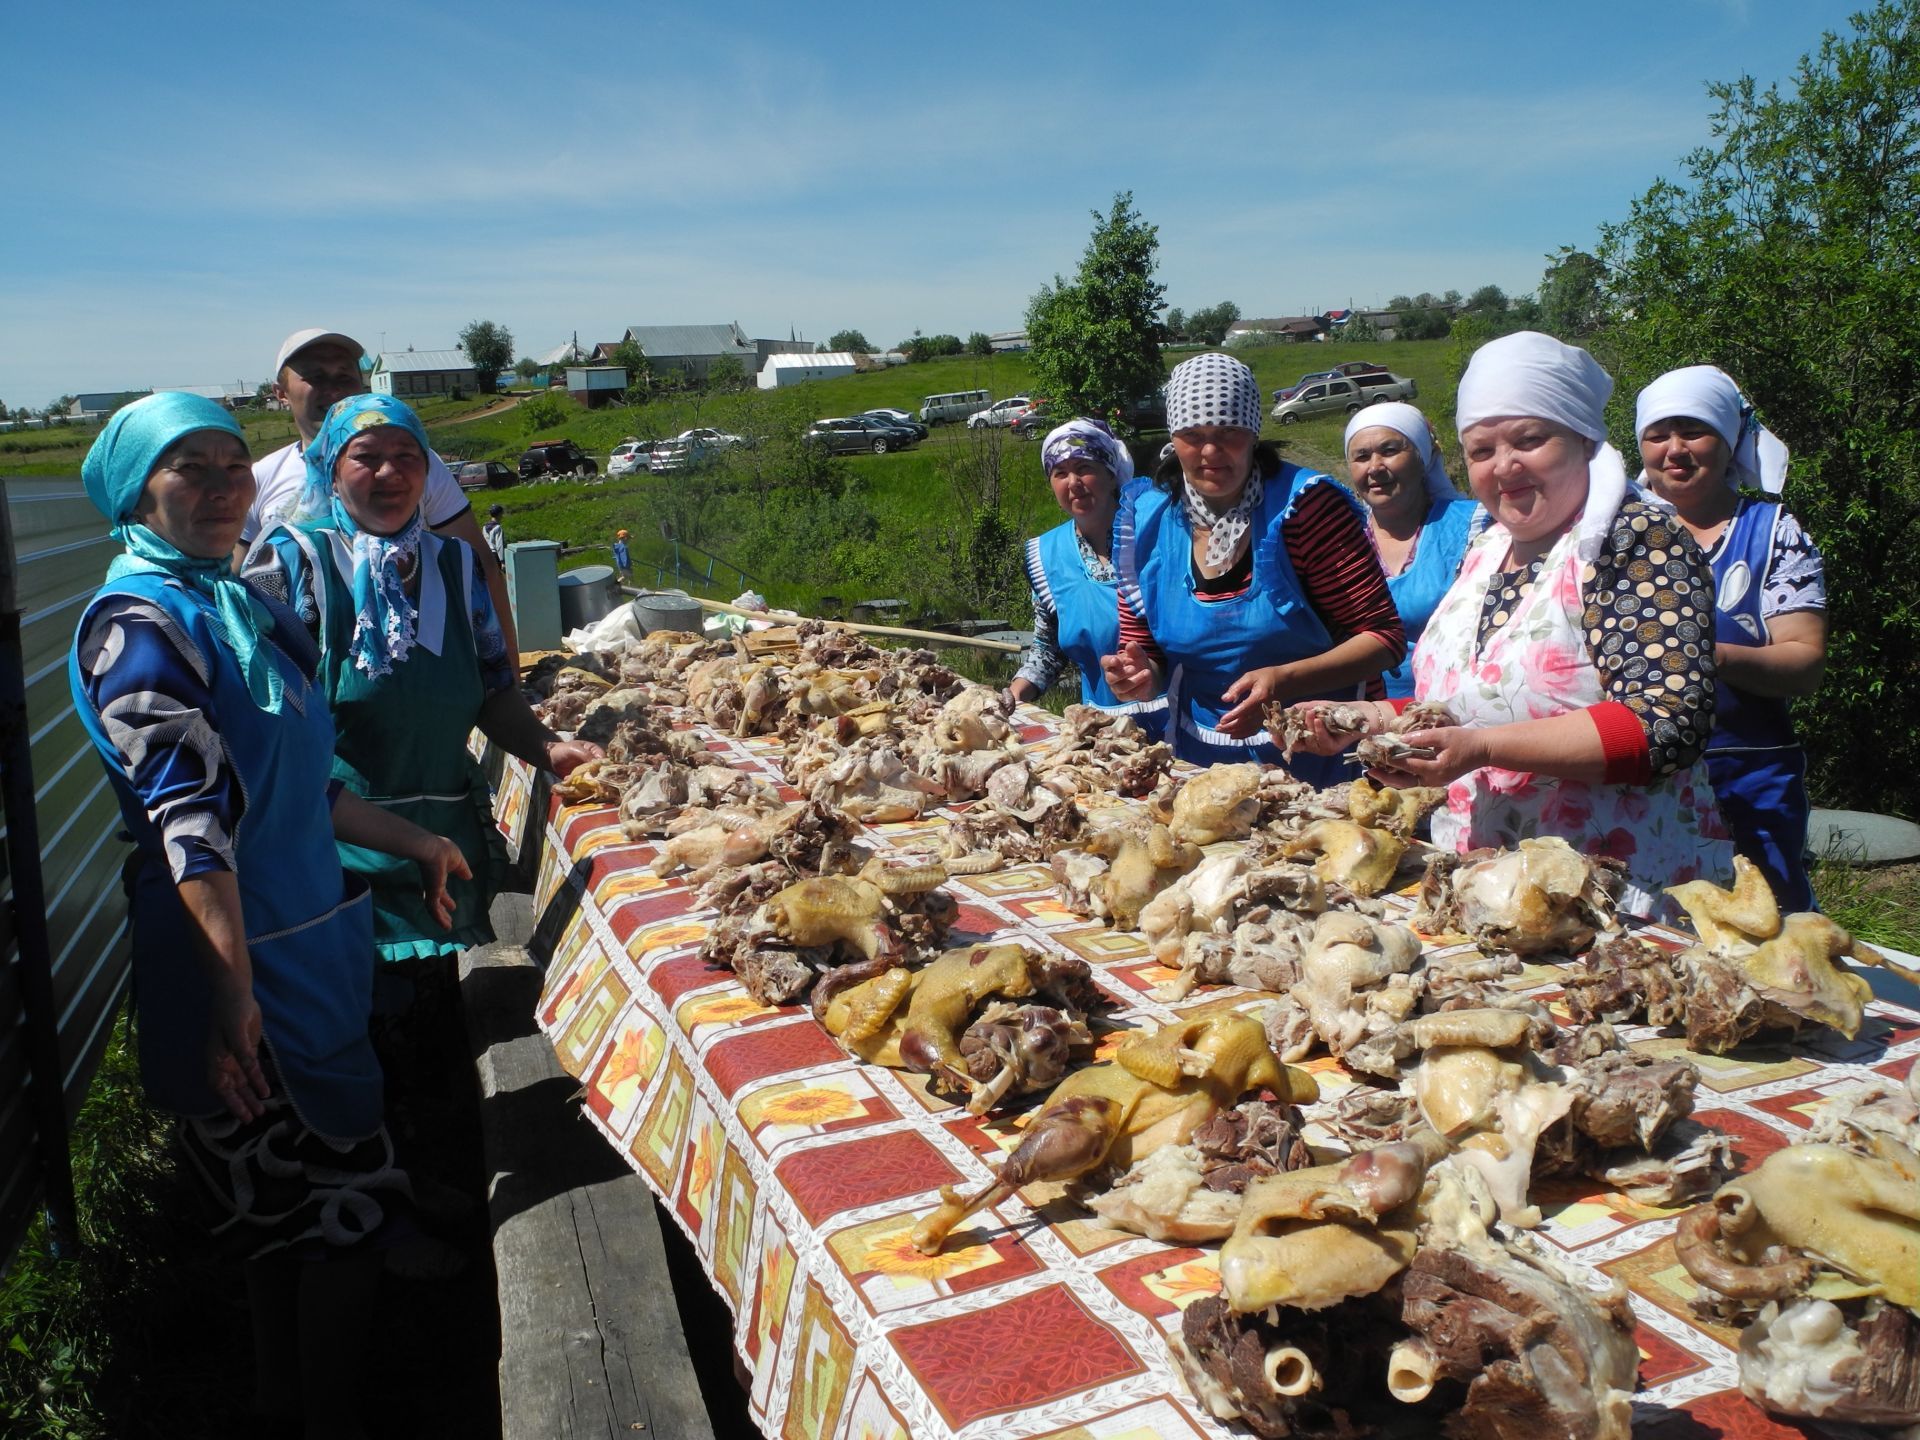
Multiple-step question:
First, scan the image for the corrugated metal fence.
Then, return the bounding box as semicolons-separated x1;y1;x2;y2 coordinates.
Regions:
0;477;127;1266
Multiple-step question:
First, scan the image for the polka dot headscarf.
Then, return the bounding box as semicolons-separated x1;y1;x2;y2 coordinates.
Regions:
1165;352;1263;435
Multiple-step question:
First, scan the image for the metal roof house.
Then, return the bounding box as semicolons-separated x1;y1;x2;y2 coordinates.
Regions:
989;330;1029;352
369;348;479;398
756;352;862;389
1225;316;1331;346
622;323;758;381
67;391;152;422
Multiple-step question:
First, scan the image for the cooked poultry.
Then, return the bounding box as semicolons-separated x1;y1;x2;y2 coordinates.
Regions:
1282;818;1408;897
911;1012;1318;1254
1413;838;1622;956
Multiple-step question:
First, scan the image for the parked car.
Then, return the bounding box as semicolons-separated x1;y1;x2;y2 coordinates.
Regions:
1333;362;1389;378
648;438;716;473
803;417;918;454
919;389;990;426
967;396;1034;430
1270;378;1368;424
607;438;656;476
1271;369;1340;403
1010;405;1058;440
518;438;598;478
676;427;746;449
1351;371;1419;404
453;460;516;491
1122;389;1168;431
859;409;928;441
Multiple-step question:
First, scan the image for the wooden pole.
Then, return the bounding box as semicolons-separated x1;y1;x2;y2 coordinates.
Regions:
626;590;1026;654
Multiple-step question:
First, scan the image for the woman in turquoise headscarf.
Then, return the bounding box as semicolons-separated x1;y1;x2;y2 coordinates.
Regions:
69;392;470;1431
248;393;600;967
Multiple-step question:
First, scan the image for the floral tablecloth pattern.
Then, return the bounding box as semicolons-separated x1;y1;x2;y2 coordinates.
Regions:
498;717;1920;1440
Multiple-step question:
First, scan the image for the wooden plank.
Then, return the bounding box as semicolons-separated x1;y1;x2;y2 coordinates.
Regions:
463;892;715;1440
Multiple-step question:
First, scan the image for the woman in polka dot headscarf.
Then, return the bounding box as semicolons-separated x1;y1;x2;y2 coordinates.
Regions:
1101;352;1405;782
1287;332;1733;919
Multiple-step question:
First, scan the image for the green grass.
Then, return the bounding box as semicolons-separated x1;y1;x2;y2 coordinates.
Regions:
1812;859;1920;952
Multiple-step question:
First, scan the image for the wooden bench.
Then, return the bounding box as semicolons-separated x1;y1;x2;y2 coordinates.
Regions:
462;890;716;1440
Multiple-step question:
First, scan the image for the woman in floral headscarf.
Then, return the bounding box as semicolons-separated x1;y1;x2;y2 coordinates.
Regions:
248;394;600;964
1636;365;1824;910
1102;352;1404;781
1005;418;1164;738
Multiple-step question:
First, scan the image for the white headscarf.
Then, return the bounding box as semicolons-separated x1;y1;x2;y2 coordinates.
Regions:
1165;352;1263;433
1634;364;1789;496
1456;330;1624;562
1343;402;1456;505
1041;418;1133;488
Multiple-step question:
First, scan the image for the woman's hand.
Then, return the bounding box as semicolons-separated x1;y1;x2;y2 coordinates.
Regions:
414;836;473;930
208;980;270;1123
1280;699;1393;755
1100;642;1162;702
1367;725;1491;788
544;738;604;778
1218;666;1296;737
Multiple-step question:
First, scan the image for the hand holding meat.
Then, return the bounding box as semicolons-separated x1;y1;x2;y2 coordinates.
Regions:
1099;641;1162;702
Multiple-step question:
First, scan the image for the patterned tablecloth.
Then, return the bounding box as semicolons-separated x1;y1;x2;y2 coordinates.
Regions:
487;717;1920;1440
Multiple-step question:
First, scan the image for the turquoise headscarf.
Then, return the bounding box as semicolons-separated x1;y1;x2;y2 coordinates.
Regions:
81;393;287;715
302;394;433;679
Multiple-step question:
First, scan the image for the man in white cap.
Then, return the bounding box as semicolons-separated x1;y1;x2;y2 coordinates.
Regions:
239;327;516;656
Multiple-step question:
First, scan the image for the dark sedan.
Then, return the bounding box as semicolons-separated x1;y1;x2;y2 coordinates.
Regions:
802;417;919;454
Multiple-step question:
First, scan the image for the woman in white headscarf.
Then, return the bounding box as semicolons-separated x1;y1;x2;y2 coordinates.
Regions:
1289;332;1732;917
1636;365;1825;909
1101;352;1404;783
1341;402;1483;697
1005;418;1164;738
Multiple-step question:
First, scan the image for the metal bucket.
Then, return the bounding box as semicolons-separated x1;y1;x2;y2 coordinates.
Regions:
629;588;706;636
557;565;619;632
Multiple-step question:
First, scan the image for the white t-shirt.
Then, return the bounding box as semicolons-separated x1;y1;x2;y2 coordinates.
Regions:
242;440;470;543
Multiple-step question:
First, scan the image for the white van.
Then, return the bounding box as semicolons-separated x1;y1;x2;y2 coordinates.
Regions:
919;389;990;426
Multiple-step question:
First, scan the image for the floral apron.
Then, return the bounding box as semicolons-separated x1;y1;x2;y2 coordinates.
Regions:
1412;514;1731;919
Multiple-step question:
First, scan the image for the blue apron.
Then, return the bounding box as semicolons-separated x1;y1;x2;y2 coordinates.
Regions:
1026;518;1167;740
1118;467;1360;784
1701;499;1814;911
1381;495;1481;700
70;574;383;1139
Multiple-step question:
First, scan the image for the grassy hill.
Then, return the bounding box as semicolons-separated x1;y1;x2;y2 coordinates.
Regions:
0;340;1459;625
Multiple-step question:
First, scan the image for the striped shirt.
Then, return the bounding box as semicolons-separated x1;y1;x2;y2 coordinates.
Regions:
1117;479;1405;694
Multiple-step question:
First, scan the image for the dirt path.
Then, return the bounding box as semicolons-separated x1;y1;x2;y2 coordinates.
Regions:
463;394;523;421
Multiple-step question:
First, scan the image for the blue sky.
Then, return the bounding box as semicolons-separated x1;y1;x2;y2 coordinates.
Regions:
0;0;1860;405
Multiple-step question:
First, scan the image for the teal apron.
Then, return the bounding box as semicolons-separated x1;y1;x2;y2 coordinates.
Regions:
70;573;384;1139
274;523;501;963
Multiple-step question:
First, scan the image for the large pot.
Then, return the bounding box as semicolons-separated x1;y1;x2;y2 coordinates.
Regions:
557;565;619;632
629;588;706;636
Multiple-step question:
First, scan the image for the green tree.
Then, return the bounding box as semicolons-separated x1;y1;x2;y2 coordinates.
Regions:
518;391;571;435
48;395;76;424
1595;0;1920;811
458;320;513;394
966;331;993;357
1164;307;1186;341
706;355;747;391
513;357;540;383
1536;249;1606;339
1466;284;1509;314
1025;191;1166;418
828;329;872;354
1185;301;1241;345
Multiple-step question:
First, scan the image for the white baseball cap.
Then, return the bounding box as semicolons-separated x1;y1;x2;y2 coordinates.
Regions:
274;328;364;374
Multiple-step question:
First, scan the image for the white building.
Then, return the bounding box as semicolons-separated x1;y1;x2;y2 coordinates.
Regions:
369;349;478;398
756;352;862;389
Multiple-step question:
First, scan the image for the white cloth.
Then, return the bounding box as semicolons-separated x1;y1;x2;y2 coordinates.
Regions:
1166;352;1263;434
1181;473;1264;578
242;440;468;543
1455;331;1613;443
1634;365;1790;495
1343;402;1456;504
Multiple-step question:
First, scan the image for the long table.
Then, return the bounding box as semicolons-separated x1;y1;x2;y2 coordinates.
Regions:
488;717;1920;1440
